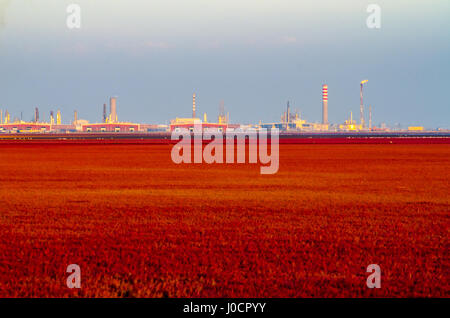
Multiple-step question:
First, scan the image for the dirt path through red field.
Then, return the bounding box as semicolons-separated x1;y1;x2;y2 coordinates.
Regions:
0;143;448;297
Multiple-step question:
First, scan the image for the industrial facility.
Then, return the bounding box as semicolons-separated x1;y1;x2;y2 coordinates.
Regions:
0;108;74;133
0;81;442;134
260;100;328;131
169;93;230;132
0;97;142;133
81;97;142;132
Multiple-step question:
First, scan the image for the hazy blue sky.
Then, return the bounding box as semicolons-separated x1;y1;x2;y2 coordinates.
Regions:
0;0;449;127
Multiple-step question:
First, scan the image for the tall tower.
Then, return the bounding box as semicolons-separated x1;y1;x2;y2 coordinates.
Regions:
286;101;290;123
56;110;61;125
34;107;39;123
74;110;78;124
0;109;3;124
360;80;368;128
369;105;372;130
218;100;228;124
50;111;54;125
192;93;196;118
219;100;224;118
322;84;328;125
103;104;107;123
110;97;117;123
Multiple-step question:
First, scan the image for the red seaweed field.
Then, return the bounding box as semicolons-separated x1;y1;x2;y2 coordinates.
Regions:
0;142;448;297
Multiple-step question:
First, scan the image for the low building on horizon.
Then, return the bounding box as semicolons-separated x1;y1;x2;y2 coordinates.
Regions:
81;122;140;133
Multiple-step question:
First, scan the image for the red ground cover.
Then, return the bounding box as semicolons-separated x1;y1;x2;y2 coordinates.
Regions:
0;143;448;297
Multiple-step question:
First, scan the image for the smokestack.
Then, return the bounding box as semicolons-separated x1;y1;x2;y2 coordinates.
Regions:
369;105;372;130
218;100;228;124
110;97;117;123
0;109;2;124
192;93;196;118
219;100;224;117
360;80;368;128
322;84;328;125
103;104;107;123
74;110;78;124
34;107;39;123
56;110;61;125
50;111;54;125
287;101;290;124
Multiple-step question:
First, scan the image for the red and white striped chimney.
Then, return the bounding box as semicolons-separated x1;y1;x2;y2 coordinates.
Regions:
322;84;328;125
192;93;196;118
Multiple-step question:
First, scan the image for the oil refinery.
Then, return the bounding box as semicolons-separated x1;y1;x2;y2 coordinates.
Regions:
0;81;446;135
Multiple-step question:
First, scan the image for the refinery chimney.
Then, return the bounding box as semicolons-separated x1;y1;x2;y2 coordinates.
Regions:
103;104;107;123
110;97;117;123
360;80;368;128
50;111;54;125
74;110;78;124
34;107;39;123
218;100;228;124
322;84;328;125
287;101;290;123
192;93;196;118
56;110;61;125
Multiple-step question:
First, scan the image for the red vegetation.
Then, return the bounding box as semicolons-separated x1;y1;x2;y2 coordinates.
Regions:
0;142;448;297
